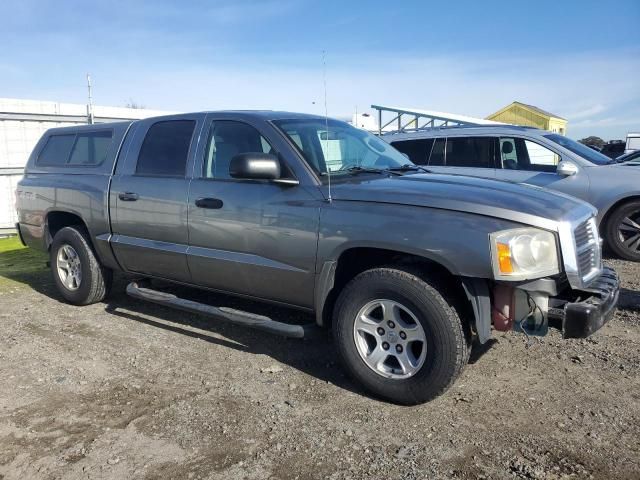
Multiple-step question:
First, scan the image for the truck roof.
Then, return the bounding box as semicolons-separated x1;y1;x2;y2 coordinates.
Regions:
43;111;330;137
44;120;133;135
198;110;328;121
39;110;332;139
382;124;548;141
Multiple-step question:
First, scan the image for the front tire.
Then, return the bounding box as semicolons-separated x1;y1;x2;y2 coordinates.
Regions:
50;226;113;305
605;200;640;262
333;267;470;405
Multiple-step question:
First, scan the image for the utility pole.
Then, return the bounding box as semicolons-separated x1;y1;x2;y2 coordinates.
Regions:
86;73;94;124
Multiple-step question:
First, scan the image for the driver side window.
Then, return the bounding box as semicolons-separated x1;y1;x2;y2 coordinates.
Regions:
204;121;274;179
499;137;561;173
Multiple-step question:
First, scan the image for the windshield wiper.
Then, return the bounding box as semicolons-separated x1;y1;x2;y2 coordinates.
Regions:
387;164;432;174
335;166;403;176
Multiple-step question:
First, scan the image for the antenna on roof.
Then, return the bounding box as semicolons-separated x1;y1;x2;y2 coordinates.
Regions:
86;73;94;125
322;50;332;203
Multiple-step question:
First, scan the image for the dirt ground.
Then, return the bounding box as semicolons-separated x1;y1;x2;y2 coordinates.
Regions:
0;237;638;479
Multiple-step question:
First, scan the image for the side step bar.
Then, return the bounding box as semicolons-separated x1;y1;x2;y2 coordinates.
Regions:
126;282;314;338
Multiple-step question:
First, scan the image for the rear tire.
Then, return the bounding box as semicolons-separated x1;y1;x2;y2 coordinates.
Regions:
333;267;470;405
50;226;113;305
605;200;640;262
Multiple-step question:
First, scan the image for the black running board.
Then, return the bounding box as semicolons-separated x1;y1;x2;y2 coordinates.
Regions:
126;282;313;338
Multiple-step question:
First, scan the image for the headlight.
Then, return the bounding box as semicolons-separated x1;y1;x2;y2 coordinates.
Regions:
490;228;560;280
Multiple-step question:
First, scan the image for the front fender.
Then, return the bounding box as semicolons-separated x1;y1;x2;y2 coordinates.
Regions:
316;201;523;278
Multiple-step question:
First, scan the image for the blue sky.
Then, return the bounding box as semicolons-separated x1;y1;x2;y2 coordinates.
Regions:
1;0;638;140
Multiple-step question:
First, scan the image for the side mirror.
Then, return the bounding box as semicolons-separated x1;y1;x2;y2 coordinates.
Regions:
229;153;281;180
556;160;578;177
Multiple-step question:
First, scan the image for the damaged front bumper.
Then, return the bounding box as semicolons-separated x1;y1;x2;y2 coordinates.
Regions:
547;267;620;339
465;267;620;344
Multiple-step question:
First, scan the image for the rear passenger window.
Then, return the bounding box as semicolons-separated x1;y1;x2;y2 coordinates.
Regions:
445;137;493;168
391;139;434;165
68;131;113;165
136;120;196;176
37;134;76;165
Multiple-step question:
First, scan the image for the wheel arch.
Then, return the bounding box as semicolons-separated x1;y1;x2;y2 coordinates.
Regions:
599;195;640;235
45;210;91;250
315;247;476;338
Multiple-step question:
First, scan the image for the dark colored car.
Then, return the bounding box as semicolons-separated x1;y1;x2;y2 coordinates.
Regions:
600;141;626;159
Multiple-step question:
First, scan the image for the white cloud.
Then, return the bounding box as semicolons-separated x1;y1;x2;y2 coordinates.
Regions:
116;49;637;138
6;47;638;140
565;104;607;120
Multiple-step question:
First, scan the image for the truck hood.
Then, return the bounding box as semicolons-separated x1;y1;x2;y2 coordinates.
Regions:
328;173;595;231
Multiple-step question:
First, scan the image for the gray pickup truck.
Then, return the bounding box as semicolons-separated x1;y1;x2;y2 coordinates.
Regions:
15;111;620;404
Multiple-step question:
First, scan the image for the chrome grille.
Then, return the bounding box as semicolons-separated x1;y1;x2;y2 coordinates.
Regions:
574;217;601;283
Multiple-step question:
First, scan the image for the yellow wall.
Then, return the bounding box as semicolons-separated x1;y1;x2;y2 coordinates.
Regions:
548;118;567;135
487;103;568;135
488;104;547;129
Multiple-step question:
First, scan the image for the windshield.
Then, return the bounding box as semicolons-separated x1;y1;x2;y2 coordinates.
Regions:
273;118;412;176
543;133;611;165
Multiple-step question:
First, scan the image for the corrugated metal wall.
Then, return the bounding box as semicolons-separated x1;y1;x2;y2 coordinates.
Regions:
0;120;64;233
0;98;172;233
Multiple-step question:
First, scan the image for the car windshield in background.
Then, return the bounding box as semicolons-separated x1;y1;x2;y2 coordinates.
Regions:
543;133;611;165
273;118;411;177
615;150;640;163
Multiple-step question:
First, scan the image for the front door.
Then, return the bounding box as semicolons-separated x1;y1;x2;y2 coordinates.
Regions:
186;117;320;308
495;136;590;201
110;115;205;282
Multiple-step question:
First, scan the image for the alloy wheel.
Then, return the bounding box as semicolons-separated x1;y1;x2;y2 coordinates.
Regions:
57;244;82;291
618;212;640;253
353;299;427;379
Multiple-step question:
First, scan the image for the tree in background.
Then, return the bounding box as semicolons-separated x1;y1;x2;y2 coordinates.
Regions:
125;99;146;109
579;136;605;149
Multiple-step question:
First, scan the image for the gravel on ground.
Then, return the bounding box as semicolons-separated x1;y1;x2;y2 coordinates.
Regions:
0;238;638;479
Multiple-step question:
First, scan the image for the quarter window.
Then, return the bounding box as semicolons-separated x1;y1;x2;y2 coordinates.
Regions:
68;131;113;165
136;120;195;176
391;138;434;165
36;134;76;166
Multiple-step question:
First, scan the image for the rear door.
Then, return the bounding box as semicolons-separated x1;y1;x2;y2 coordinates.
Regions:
427;136;497;178
495;136;590;200
186;115;321;308
109;114;205;282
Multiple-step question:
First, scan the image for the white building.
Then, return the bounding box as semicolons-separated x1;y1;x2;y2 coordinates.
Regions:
0;98;173;234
